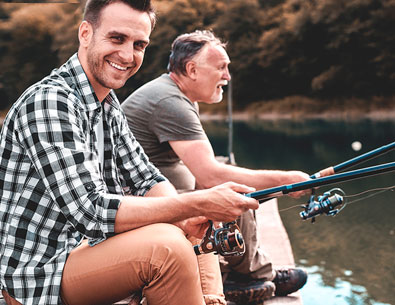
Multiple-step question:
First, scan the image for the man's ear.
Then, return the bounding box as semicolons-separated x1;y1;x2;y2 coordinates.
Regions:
78;21;93;47
185;61;198;81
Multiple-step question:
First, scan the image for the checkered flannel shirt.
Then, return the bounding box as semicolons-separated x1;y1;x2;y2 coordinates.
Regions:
0;53;165;305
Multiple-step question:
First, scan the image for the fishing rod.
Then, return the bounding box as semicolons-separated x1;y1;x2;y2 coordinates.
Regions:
194;142;395;256
246;141;395;200
246;142;395;222
310;141;395;178
245;161;395;201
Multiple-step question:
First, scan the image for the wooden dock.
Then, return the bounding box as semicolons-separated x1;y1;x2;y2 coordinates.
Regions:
0;199;303;305
256;199;303;305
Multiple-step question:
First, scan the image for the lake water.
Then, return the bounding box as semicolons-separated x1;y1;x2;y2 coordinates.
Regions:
202;118;395;305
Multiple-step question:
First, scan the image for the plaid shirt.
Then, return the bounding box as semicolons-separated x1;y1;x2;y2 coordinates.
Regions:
0;53;165;305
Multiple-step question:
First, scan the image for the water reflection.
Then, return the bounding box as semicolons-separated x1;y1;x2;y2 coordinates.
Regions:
203;118;395;305
301;265;390;305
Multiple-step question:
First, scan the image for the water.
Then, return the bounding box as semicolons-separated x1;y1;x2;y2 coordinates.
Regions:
203;118;395;305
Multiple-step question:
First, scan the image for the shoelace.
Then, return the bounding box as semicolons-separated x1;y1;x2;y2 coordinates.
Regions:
274;270;290;284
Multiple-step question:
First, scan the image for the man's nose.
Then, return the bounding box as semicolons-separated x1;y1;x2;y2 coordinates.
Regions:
223;68;231;81
119;43;134;63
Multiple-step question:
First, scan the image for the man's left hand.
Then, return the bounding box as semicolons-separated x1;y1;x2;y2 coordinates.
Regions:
175;216;210;239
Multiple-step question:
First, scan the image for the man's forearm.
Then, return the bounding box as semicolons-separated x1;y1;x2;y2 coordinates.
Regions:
114;182;259;234
114;193;192;233
196;162;309;191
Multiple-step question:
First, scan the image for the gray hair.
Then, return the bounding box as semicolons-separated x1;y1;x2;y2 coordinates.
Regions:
168;30;226;75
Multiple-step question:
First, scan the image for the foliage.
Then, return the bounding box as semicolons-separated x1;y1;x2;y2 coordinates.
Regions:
0;3;81;110
1;0;394;111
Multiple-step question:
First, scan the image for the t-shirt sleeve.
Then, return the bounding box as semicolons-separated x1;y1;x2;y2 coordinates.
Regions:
150;96;207;143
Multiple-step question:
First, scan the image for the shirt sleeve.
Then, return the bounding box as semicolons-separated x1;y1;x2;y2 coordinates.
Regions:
15;87;120;242
150;95;207;143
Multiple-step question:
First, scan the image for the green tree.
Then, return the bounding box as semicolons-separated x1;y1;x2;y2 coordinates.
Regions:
0;3;80;110
2;0;395;112
214;0;266;108
256;0;395;100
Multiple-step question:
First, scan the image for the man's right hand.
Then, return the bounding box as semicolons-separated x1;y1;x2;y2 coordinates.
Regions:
192;182;259;222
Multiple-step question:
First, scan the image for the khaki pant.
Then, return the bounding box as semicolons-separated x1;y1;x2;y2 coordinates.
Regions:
2;224;225;305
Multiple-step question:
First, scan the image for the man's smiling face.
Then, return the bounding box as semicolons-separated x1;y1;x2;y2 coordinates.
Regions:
193;44;231;104
81;2;152;100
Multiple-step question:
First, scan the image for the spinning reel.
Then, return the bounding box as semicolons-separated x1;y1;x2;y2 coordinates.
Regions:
194;220;245;256
300;188;347;223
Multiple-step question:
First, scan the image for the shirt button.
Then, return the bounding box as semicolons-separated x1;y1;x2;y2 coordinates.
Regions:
85;182;95;191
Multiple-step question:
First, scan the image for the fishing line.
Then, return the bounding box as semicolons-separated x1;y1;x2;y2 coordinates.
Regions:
344;185;395;205
278;204;302;213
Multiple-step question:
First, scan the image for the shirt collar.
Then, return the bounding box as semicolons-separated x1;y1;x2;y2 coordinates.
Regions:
56;53;121;113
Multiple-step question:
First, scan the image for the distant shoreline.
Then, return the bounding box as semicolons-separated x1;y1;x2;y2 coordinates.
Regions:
1;106;394;127
199;109;395;122
1;111;394;127
198;95;395;122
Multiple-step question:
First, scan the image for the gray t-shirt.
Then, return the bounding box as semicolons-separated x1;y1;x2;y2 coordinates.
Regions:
122;74;207;189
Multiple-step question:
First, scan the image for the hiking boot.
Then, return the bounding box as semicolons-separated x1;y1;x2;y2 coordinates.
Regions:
224;279;275;304
273;268;308;296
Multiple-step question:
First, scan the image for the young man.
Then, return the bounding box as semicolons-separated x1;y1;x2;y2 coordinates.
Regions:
0;4;258;305
122;30;310;304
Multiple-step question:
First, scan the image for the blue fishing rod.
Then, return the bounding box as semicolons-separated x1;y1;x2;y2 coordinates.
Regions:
310;141;395;178
246;161;395;201
246;141;395;222
194;142;395;256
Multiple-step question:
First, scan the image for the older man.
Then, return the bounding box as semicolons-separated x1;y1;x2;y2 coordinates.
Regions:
0;4;258;305
122;30;309;304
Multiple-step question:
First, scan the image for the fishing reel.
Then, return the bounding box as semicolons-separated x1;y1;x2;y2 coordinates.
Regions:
300;188;347;223
194;220;245;256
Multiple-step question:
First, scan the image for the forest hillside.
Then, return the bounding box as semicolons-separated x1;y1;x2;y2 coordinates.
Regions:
1;0;394;118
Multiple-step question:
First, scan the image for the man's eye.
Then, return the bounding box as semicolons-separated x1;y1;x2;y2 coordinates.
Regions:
135;42;147;51
111;36;124;43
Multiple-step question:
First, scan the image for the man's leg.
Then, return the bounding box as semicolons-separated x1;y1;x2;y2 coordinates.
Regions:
222;209;308;302
188;236;226;305
224;209;274;280
61;223;205;305
157;163;226;304
221;210;275;303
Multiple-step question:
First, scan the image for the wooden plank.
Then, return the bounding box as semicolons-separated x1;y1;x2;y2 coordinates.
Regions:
256;199;303;305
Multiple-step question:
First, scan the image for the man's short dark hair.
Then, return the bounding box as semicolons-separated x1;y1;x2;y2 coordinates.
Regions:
168;30;227;76
83;0;156;30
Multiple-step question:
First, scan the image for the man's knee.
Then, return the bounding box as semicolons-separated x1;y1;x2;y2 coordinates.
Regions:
140;224;204;303
149;224;199;279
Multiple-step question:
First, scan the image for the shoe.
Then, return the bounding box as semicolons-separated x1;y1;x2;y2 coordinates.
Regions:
272;268;308;296
224;278;275;304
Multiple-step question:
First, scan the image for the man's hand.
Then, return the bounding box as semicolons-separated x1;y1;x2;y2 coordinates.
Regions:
282;170;311;198
174;216;210;239
190;182;259;222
